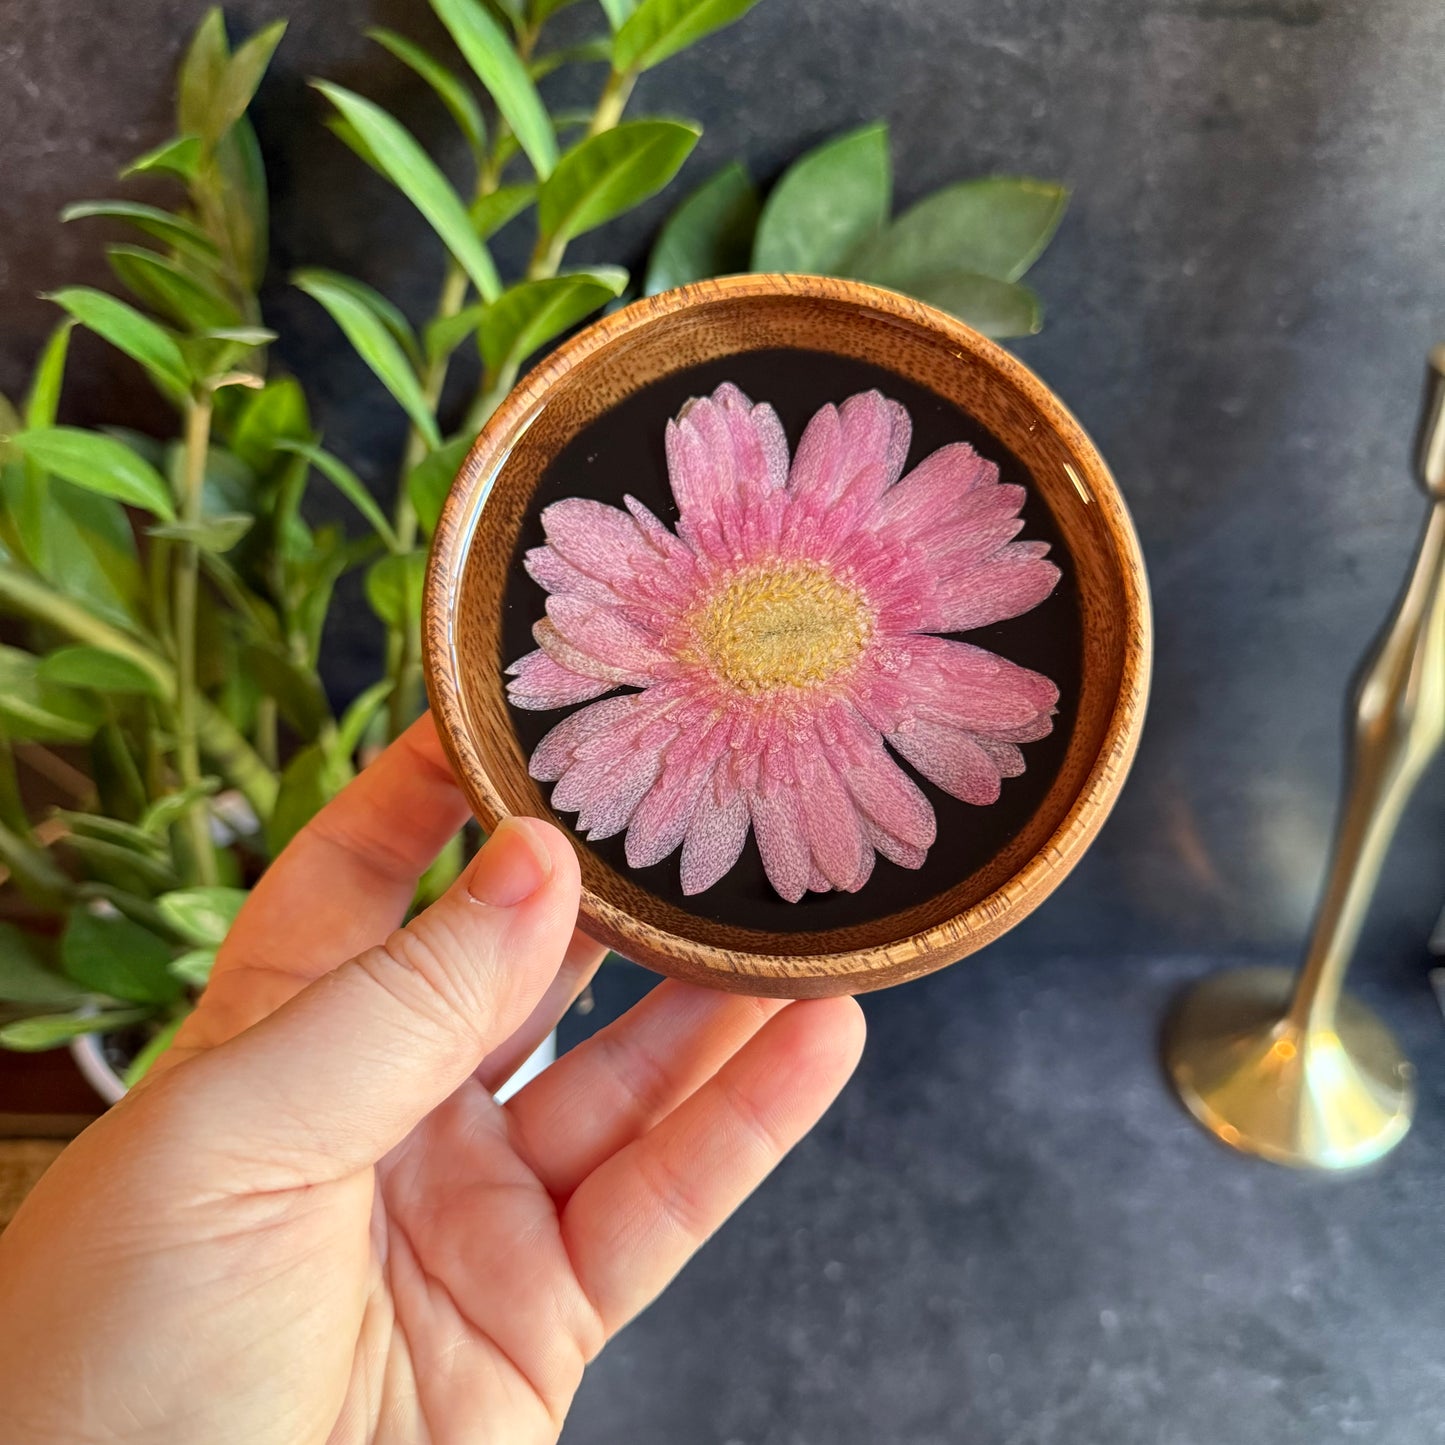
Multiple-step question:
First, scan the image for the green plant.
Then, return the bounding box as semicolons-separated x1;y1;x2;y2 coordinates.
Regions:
0;0;1065;1083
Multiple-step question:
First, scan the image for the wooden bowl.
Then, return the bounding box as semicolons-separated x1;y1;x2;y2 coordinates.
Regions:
424;275;1150;997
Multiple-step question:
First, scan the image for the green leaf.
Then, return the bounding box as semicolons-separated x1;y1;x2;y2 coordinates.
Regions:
147;512;254;553
44;287;191;396
862;267;1042;338
227;376;310;472
106;246;241;332
9;428;176;520
613;0;762;71
644;160;758;294
0;924;89;1007
429;0;558;178
406;433;472;535
325;115;386;179
156;886;249;947
24;321;74;428
52;812;166;859
204;327;276;346
168;949;217;988
469;183;536;241
529;38;612;79
598;0;640;28
538;121;699;247
177;8;231;138
89;722;148;825
37;646;164;697
752;122;891;274
368;28;487;161
61;201;221;267
365;551;428;628
140;778;221;836
0;1009;150;1052
294;271;440;447
337;679;395;758
209;20;286;143
0;648;103;743
266;743;350;856
215;116;269;291
61;907;183;1005
424;303;489;366
122;1012;187;1087
531;0;586;21
847;177;1068;286
276;441;400;550
242;642;330;740
312;83;502;303
63;834;178;893
480;268;627;373
123;135;204;182
0;470;145;629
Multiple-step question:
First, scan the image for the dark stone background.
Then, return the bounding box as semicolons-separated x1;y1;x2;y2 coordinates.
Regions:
4;1;1444;1440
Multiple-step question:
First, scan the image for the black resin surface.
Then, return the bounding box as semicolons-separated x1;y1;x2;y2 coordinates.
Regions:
501;348;1082;933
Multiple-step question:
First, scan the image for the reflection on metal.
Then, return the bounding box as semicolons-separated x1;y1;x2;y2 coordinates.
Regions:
1166;347;1445;1171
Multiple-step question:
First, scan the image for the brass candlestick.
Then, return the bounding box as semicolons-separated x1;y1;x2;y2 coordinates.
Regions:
1165;347;1445;1170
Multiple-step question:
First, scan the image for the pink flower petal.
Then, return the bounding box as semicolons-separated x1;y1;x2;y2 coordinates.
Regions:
749;786;810;904
666;385;790;553
541;498;654;585
875;442;997;540
525;544;620;605
840;729;937;851
787;390;911;519
680;774;750;895
886;720;1004;806
529;695;641;779
854;636;1057;736
977;739;1026;778
786;403;843;503
925;552;1061;632
546;596;672;673
863;818;928;871
573;746;669;839
506;649;618;711
624;722;724;869
534;618;656;688
796;752;868;891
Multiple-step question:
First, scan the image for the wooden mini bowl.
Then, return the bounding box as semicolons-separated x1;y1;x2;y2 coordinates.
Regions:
424;274;1150;998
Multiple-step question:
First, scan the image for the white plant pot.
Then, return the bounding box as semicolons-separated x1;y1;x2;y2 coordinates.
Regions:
71;1029;557;1108
70;1031;128;1106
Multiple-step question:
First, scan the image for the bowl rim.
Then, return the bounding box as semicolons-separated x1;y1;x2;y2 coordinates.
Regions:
424;273;1152;997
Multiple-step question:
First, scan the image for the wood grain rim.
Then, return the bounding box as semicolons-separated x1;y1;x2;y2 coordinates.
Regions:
425;275;1152;997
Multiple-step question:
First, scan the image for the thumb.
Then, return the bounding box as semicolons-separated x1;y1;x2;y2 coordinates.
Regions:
184;816;581;1177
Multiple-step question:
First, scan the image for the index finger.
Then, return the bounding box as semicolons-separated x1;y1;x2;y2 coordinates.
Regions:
186;714;472;1045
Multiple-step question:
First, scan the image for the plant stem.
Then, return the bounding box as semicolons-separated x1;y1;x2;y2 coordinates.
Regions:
173;397;218;886
383;261;471;742
471;63;638;435
587;69;636;137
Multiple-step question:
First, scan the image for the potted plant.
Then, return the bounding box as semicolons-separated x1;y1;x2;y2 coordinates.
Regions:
0;0;1066;1101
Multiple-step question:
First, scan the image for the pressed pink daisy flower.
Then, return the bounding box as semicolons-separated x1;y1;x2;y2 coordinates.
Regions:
507;383;1061;902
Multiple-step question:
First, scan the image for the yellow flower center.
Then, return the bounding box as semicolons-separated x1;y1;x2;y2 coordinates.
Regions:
687;562;873;693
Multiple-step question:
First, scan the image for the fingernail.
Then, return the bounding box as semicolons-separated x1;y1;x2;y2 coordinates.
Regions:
467;817;554;907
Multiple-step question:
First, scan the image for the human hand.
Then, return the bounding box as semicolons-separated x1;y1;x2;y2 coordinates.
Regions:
0;715;864;1445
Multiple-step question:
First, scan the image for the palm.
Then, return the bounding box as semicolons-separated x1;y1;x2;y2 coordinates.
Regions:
0;720;860;1444
366;1089;584;1444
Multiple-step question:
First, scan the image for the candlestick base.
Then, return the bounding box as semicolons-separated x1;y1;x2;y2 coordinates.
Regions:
1165;966;1415;1171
